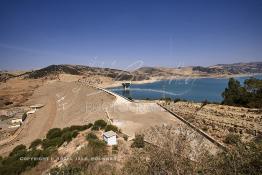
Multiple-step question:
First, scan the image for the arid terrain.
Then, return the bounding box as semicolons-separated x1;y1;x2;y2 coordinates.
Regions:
0;62;261;157
161;101;262;142
0;79;219;156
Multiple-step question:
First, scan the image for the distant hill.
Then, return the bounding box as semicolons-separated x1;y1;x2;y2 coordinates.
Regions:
21;64;149;81
2;62;262;82
0;72;14;82
193;62;262;74
136;62;262;78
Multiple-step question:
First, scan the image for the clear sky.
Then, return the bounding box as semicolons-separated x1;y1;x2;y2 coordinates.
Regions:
0;0;262;70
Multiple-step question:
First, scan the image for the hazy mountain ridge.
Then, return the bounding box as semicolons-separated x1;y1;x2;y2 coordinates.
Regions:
1;62;261;83
193;62;262;74
136;62;262;77
21;64;149;81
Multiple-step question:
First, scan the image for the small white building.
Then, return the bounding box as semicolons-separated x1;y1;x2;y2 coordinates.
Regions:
26;108;36;115
9;124;20;128
103;131;117;145
11;118;23;124
30;104;44;110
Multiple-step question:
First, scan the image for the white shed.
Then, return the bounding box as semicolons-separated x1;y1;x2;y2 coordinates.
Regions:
103;131;117;145
11;118;23;124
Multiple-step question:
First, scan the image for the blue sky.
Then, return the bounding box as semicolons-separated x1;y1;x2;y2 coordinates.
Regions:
0;0;262;70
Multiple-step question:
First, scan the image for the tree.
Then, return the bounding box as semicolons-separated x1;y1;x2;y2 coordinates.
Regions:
46;128;62;139
86;132;98;141
221;77;262;108
104;124;119;132
131;134;145;148
29;139;42;149
9;144;26;156
94;119;107;129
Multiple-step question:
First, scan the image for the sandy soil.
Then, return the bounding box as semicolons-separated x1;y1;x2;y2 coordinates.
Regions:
162;101;262;142
0;81;115;156
0;78;43;108
0;78;221;156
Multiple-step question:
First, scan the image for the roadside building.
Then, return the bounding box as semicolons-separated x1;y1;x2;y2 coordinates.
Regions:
29;104;44;110
103;131;117;145
11;118;22;124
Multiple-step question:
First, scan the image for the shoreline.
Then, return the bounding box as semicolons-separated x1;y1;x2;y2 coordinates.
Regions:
102;73;262;88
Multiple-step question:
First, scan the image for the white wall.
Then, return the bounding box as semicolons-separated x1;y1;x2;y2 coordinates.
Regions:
104;135;117;145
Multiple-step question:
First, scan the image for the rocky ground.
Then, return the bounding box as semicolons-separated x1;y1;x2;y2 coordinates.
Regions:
161;101;262;142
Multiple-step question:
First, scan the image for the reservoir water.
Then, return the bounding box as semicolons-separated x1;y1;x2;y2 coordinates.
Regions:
108;75;262;103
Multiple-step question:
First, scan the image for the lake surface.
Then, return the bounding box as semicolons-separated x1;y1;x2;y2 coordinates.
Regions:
108;75;262;103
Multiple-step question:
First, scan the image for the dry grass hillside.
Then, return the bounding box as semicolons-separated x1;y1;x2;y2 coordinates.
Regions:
161;101;262;143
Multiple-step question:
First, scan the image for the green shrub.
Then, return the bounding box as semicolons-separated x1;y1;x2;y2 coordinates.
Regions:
42;146;57;156
88;139;107;157
22;112;27;121
86;132;98;141
91;125;99;131
104;124;119;132
83;123;93;130
123;135;129;141
49;166;81;175
224;133;241;145
62;127;71;133
62;131;73;142
69;125;83;131
46;128;62;139
94;119;107;129
29;139;42;149
72;130;79;138
9;144;26;156
174;98;181;103
131;134;145;148
42;137;63;149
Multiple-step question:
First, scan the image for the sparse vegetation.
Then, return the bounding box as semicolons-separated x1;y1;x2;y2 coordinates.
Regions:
22;112;27;121
93;119;107;129
224;133;241;145
123;135;128;141
0;124;92;175
86;132;98;141
105;124;119;132
29;139;42;149
131;134;145;148
46;128;62;140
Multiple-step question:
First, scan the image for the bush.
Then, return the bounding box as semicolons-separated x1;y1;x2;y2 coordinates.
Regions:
86;132;98;141
72;130;79;138
123;135;128;141
69;125;91;132
131;134;145;148
112;145;118;151
49;166;81;175
29;139;42;149
222;77;262;108
85;123;93;129
62;127;71;133
224;133;241;145
42;137;63;149
91;125;99;131
61;131;74;142
94;119;107;129
9;144;26;156
104;124;119;132
46;128;62;139
88;139;107;157
22;113;27;121
173;98;181;103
